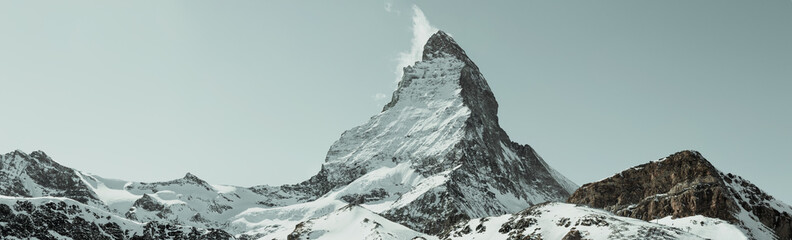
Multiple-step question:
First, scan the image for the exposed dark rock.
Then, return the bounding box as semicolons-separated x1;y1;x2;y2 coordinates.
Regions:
130;221;235;240
568;151;736;221
0;200;132;239
561;228;583;240
340;188;389;204
567;150;792;239
133;194;165;212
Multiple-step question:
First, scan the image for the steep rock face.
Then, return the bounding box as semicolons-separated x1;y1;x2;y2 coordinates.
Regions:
568;151;736;220
567;150;792;239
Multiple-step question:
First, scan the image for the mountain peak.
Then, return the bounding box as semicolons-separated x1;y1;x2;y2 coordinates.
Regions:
317;30;576;234
182;172;208;185
382;30;492;113
568;150;792;239
422;31;476;69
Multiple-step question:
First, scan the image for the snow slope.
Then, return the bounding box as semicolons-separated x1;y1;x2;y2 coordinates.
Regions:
444;202;744;240
288;205;436;240
655;215;748;240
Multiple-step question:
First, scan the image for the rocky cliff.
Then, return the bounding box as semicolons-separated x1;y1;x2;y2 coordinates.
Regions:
567;150;792;239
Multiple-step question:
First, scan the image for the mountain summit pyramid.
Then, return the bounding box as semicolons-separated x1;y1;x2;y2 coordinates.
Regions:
290;30;578;234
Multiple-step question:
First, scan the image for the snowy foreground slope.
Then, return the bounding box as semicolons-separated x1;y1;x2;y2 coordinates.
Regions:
443;202;745;240
287;205;436;240
2;30;791;240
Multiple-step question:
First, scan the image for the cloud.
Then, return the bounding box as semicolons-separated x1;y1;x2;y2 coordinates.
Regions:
373;93;389;101
394;5;438;83
384;0;400;15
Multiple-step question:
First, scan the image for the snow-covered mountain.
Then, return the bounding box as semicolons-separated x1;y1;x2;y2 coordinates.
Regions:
567;150;792;240
2;30;790;240
223;30;579;238
289;30;577;234
0;30;577;239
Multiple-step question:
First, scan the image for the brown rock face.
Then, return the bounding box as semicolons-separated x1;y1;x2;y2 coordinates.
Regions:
568;150;737;221
567;150;792;239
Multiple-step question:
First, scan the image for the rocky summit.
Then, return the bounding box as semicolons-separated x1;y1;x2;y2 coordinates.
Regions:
567;150;792;239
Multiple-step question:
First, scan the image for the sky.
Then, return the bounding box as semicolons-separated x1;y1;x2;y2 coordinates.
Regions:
1;1;791;204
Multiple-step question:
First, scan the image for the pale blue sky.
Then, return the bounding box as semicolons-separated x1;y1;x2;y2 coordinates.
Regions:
1;1;790;204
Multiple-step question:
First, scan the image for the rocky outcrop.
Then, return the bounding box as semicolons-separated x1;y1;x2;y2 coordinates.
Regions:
567;150;792;239
132;194;165;212
568;150;736;221
561;229;583;240
0;200;125;239
0;198;232;240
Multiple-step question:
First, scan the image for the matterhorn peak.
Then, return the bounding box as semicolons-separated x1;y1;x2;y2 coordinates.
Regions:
383;30;494;114
315;29;577;234
422;31;476;68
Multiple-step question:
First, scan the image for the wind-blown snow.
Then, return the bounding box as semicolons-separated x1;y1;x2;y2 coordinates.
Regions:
396;5;438;83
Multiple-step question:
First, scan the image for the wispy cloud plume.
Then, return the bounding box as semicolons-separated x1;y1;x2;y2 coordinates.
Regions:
394;5;438;82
